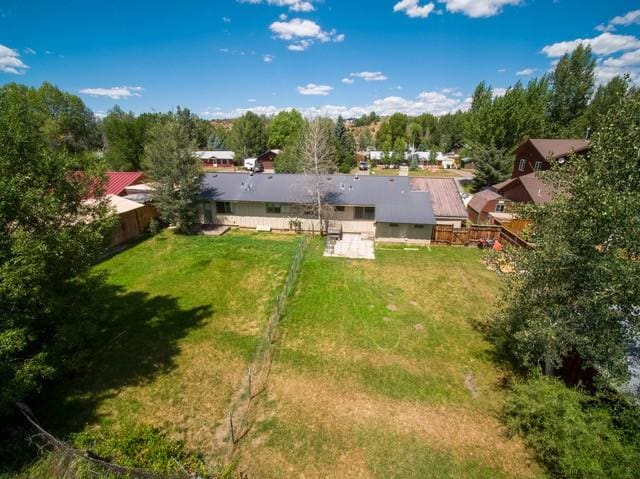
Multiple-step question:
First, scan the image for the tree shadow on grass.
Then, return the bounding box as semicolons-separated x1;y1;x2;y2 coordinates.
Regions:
33;274;213;436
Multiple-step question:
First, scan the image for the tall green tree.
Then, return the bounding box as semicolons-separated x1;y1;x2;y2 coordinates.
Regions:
548;45;596;135
334;116;356;173
376;113;408;148
229;111;268;160
268;110;304;149
490;91;640;382
0;83;113;414
143;121;202;234
581;75;629;135
32;82;102;153
471;144;512;192
103;106;154;171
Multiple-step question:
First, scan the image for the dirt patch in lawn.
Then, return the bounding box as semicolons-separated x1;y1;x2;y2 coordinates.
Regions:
265;372;541;478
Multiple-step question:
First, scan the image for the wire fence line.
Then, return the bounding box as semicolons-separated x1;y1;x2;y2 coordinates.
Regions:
222;235;310;453
16;403;197;479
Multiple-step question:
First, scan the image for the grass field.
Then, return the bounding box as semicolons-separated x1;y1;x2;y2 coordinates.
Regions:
235;240;544;478
36;230;300;467
27;232;543;478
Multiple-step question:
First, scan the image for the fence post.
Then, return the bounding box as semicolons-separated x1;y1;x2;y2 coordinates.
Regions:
228;411;235;444
247;367;252;397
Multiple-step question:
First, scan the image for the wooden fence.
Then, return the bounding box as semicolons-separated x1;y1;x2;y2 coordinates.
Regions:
432;224;533;248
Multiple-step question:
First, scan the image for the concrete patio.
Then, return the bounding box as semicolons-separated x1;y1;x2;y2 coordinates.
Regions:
324;233;375;260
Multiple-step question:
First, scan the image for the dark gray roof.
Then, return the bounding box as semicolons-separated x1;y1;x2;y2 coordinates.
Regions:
201;173;435;225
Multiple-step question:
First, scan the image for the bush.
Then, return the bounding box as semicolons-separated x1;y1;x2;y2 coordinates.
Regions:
504;376;640;479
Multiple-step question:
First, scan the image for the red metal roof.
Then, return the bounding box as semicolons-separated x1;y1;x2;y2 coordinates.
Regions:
105;172;145;196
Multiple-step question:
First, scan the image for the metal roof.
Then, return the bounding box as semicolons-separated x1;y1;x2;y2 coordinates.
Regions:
105;172;145;196
194;150;235;161
201;173;435;225
410;178;467;219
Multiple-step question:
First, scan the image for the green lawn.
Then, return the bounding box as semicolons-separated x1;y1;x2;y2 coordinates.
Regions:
236;240;543;478
35;230;300;467
24;232;542;478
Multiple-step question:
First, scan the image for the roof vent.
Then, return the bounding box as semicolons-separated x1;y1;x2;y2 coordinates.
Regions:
349;185;353;190
268;175;273;179
213;174;218;178
340;183;345;190
389;178;394;182
354;175;359;180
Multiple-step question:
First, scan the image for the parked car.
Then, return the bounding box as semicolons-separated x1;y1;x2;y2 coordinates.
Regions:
358;161;368;171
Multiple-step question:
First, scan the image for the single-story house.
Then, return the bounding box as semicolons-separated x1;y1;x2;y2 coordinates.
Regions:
256;149;282;172
410;178;468;227
105;171;146;196
200;173;436;244
467;189;510;224
512;138;589;178
194;150;235;167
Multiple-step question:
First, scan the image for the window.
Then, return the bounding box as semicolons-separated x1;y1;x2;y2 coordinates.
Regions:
495;201;506;213
533;160;542;171
354;206;375;220
216;202;233;214
266;203;290;215
389;223;399;227
414;224;425;229
335;206;345;212
266;203;281;214
518;159;526;171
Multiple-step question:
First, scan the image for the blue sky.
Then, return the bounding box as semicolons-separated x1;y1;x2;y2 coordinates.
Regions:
1;0;639;118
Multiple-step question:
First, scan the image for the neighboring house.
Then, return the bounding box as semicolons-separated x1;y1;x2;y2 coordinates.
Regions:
256;149;282;172
467;189;510;223
194;150;235;167
105;171;145;196
367;150;385;163
410;178;468;227
468;138;591;223
200;173;436;244
512;138;589;178
106;195;156;246
123;183;155;204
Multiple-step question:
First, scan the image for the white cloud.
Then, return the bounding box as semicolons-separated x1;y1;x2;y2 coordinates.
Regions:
203;90;471;119
516;68;537;76
350;71;388;81
492;87;507;98
439;0;521;18
222;16;231;22
341;78;354;84
297;83;333;95
596;9;640;32
23;47;36;55
0;44;29;74
497;68;507;73
248;98;257;102
597;49;640;84
269;18;344;50
238;0;315;12
393;0;435;19
263;54;274;62
542;32;640;57
79;86;143;100
440;87;463;97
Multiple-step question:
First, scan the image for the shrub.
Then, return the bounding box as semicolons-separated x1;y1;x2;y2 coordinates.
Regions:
504;376;640;479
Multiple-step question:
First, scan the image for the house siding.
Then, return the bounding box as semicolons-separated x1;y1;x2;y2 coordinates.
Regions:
376;222;433;244
512;142;548;178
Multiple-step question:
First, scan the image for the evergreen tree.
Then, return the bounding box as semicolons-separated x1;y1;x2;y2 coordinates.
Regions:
334;116;356;173
143;121;202;233
471;144;512;192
